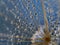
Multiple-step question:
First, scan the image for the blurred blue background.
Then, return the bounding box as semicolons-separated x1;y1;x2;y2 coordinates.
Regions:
0;0;60;45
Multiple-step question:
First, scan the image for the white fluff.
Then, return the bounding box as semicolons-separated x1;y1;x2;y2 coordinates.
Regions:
31;26;44;43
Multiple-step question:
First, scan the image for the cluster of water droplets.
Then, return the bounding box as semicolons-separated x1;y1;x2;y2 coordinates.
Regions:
0;0;60;45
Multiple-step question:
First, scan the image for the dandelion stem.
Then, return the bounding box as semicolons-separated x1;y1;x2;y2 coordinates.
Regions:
41;0;49;34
